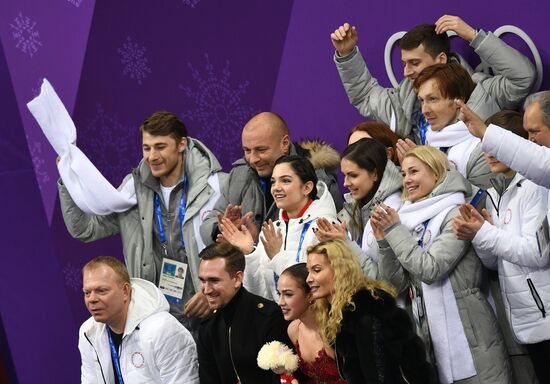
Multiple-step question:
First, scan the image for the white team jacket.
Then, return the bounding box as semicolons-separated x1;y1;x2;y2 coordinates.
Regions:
78;278;199;383
243;181;338;301
472;173;550;343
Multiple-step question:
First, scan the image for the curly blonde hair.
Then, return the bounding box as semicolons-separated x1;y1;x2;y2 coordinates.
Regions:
307;239;396;345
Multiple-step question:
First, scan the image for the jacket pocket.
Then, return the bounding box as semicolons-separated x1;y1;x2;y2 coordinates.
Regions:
527;278;546;318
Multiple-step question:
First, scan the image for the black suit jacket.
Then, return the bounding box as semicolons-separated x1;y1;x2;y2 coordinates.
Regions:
198;288;292;384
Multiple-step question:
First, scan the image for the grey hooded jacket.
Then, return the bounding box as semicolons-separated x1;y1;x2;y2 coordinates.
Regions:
59;138;226;326
335;30;535;143
377;169;512;383
338;160;403;278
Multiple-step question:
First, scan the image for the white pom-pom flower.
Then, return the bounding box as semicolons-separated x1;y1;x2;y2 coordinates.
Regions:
257;341;299;373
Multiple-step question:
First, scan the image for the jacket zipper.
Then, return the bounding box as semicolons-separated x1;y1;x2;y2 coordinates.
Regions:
85;333;108;384
228;327;241;382
527;278;546;318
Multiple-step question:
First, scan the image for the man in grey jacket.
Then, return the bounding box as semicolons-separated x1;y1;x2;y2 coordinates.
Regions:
332;15;535;145
59;111;226;333
200;111;342;245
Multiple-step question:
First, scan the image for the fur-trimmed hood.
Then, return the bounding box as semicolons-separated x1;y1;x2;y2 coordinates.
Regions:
297;139;340;170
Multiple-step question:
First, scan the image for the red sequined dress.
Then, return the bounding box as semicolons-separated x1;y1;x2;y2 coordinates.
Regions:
296;341;347;384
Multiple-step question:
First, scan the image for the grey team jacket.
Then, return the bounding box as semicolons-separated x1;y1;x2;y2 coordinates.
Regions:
335;29;536;143
59;137;226;295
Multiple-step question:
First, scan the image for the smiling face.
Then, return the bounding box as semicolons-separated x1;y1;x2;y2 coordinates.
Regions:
242;121;290;177
199;257;242;310
142;132;187;187
306;252;335;301
417;78;459;131
341;158;378;201
271;162;313;218
401;44;444;81
83;265;130;330
401;156;438;202
277;273;311;321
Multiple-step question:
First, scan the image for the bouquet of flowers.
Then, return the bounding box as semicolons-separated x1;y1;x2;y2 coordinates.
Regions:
257;341;300;384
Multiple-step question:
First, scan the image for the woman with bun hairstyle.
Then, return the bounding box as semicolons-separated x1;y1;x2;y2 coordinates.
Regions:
220;155;338;301
277;263;346;383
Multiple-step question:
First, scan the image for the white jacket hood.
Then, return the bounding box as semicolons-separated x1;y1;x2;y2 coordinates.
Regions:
82;278;169;339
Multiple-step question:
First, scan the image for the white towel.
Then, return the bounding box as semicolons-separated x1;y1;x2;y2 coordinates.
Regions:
426;120;480;178
27;79;136;215
399;192;477;383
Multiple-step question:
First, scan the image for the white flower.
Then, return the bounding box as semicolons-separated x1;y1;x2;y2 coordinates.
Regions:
257;341;299;373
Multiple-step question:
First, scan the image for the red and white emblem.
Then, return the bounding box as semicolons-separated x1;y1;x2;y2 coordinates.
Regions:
131;352;145;368
423;229;432;247
504;208;512;224
366;230;375;246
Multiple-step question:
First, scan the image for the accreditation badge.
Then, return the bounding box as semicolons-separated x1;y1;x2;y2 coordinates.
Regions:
158;258;187;304
536;216;550;260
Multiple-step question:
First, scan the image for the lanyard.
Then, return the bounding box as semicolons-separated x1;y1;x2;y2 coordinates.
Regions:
259;177;268;195
296;220;313;262
107;328;125;384
154;176;187;255
273;220;313;289
418;114;429;145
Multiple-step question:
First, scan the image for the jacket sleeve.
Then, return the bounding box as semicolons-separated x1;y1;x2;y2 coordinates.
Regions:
473;183;549;268
466;143;493;190
154;316;200;384
471;30;535;110
243;245;270;300
335;47;407;135
346;239;379;279
483;124;550;188
78;330;100;384
377;238;409;294
58;179;121;241
383;210;471;284
199;172;232;245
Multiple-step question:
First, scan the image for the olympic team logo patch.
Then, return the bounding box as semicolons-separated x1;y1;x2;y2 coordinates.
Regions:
131;352;145;368
423;229;432;247
504;208;512;224
201;209;212;222
448;160;458;171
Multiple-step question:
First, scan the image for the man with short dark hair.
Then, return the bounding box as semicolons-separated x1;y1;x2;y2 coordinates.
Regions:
79;256;199;383
200;111;342;244
59;111;226;332
331;15;535;143
196;243;292;384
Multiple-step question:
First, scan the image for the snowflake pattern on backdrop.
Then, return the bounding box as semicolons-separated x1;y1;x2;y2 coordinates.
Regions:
26;135;51;190
67;0;84;7
182;0;201;7
62;262;82;291
81;104;139;184
10;12;42;58
181;54;257;161
118;37;152;85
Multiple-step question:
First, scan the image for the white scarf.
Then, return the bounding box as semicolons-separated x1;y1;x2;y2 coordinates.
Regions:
27;79;137;215
399;192;477;383
426;120;480;177
361;191;402;262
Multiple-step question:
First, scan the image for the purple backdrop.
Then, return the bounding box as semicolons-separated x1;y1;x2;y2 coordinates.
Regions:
0;0;548;382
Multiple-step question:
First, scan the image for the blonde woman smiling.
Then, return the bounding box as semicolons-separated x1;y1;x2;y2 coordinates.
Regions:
371;146;511;384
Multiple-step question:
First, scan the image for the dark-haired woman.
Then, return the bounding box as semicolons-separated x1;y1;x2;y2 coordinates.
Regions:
315;138;402;278
220;155;338;301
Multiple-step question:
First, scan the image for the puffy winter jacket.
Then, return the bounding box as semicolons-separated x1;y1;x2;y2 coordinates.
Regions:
473;173;550;343
79;278;199;384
